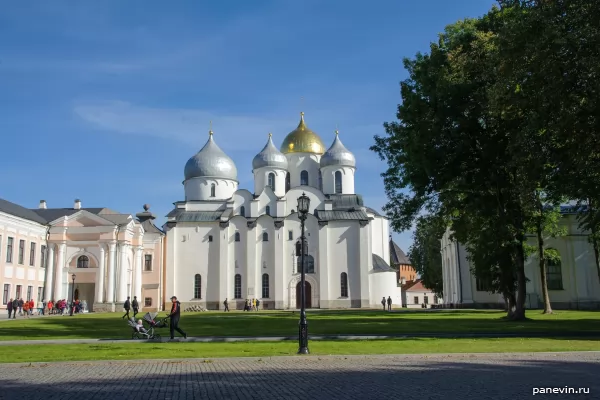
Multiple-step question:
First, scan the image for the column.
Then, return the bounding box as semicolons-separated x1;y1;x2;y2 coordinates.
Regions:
317;223;329;306
53;242;66;300
117;242;129;302
358;223;370;307
133;246;143;304
44;244;55;301
106;241;116;303
96;244;106;303
273;226;284;309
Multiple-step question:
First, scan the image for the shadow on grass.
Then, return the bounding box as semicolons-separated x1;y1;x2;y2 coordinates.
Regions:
0;355;598;399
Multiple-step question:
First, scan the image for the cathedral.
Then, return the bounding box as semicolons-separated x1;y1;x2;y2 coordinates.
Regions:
163;113;399;310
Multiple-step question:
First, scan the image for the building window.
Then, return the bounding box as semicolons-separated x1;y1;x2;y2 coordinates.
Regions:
262;273;270;298
210;183;216;197
143;254;152;271
476;277;492;292
208;235;213;242
265;206;271;216
288;231;293;241
27;286;32;300
300;170;309;186
29;243;36;266
285;172;290;192
318;170;322;191
2;284;9;305
546;252;564;290
262;232;269;241
194;274;202;299
145;297;152;307
296;254;315;273
40;245;47;268
235;232;241;242
6;237;13;263
424;295;429;305
234;274;242;299
18;240;25;264
240;206;245;217
335;171;343;194
77;255;89;268
268;173;275;191
413;296;419;304
340;272;348;298
37;287;43;302
16;285;22;299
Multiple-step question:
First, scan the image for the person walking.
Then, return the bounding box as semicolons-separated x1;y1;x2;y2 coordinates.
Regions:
132;296;139;318
18;298;24;316
387;296;392;311
7;298;13;319
223;298;229;312
381;297;386;311
167;296;187;340
122;296;131;319
12;298;18;318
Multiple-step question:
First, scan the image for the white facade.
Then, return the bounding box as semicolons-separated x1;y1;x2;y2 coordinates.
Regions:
441;212;600;309
166;115;400;309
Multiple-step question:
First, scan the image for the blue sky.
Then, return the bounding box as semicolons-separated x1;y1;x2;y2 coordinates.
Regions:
0;0;495;253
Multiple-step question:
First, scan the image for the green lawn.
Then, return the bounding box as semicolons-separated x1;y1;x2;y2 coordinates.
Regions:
1;309;599;341
0;337;598;364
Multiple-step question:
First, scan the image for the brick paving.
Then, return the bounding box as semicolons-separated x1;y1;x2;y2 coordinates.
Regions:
0;352;599;399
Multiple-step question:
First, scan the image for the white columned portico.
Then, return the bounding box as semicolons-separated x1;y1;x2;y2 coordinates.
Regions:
106;241;117;303
53;242;66;300
117;242;130;302
96;244;106;303
133;246;143;303
45;244;55;301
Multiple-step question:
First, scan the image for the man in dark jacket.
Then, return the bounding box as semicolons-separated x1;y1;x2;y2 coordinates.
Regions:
168;296;187;340
122;296;131;319
12;299;18;319
7;298;13;319
132;296;139;318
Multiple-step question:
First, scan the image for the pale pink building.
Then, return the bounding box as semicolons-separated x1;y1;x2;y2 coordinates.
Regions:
0;198;164;312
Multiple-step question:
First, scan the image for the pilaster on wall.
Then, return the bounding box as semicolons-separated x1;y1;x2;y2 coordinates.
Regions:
218;224;229;308
245;224;256;300
273;222;284;309
96;244;106;303
45;244;55;301
358;223;370;306
106;241;117;303
53;242;66;300
318;221;329;303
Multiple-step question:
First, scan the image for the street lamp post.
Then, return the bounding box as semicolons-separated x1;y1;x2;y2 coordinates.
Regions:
70;273;76;316
296;192;310;354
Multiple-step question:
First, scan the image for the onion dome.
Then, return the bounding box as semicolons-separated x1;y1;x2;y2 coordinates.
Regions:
253;133;288;171
184;130;238;181
280;112;326;154
320;130;356;168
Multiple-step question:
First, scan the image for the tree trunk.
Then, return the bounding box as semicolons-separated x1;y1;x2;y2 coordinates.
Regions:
510;240;528;321
536;194;552;314
589;199;600;285
505;291;517;319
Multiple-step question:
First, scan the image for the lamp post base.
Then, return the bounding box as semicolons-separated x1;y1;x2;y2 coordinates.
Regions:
297;346;309;355
298;316;309;354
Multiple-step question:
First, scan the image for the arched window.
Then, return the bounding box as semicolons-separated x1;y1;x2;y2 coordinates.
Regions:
77;255;89;268
296;254;315;273
300;170;309;186
262;232;269;241
265;205;271;216
235;232;240;242
194;274;202;299
335;171;343;194
340;272;348;297
268;173;275;191
234;274;242;299
546;250;564;290
240;206;245;217
262;273;270;298
285;172;291;192
210;183;216;197
318;170;323;191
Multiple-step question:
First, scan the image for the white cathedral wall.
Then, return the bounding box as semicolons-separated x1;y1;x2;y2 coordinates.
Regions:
253;168;287;197
184;177;238;201
369;271;401;308
233;190;253;217
255;218;275;303
320;166;355;195
286;153;321;190
369;216;389;262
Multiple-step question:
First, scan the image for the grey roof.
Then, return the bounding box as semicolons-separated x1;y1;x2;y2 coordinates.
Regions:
252;135;288;170
167;209;224;222
184;133;238;181
372;253;395;272
140;219;163;234
365;207;381;217
98;213;131;225
0;198;48;224
320;133;356;168
390;239;411;265
326;194;364;210
317;210;369;221
31;207;118;223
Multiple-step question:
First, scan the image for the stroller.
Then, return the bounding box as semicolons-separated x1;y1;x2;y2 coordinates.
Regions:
128;312;168;340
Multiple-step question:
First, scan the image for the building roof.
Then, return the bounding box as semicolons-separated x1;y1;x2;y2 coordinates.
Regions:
390;238;411;266
167;210;224;222
0;198;48;224
317;210;369;221
280;112;326;155
252;134;288;170
184;131;238;181
364;207;381;217
402;279;433;292
372;254;395;272
326;194;364;209
320;131;356;168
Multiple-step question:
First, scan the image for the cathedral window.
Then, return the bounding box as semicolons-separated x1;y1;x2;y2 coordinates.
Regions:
285;172;290;192
546;250;564;290
262;232;269;241
297;254;315;273
235;232;240;242
268;173;275;191
300;170;309;186
77;255;89;269
208;235;213;242
234;274;242;299
262;273;270;298
318;170;322;191
193;274;202;299
288;231;293;241
210;183;216;197
265;206;271;216
240;206;245;217
340;272;348;297
335;171;343;194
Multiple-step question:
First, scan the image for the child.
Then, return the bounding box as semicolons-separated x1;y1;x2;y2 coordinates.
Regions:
136;319;147;334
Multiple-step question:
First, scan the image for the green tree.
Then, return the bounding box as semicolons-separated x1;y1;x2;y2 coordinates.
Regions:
407;214;445;296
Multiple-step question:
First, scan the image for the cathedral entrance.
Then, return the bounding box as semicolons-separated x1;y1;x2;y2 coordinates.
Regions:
295;281;312;309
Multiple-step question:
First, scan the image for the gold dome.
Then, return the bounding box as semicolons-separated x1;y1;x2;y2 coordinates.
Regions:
280;112;326;154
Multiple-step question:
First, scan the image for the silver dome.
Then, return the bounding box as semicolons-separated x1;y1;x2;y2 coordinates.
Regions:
184;132;238;181
320;131;356;168
252;134;288;171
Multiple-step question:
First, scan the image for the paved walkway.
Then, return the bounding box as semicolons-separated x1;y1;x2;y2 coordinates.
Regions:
1;352;598;399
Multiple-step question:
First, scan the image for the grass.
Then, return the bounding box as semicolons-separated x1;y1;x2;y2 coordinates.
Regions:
1;309;599;341
0;337;598;364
